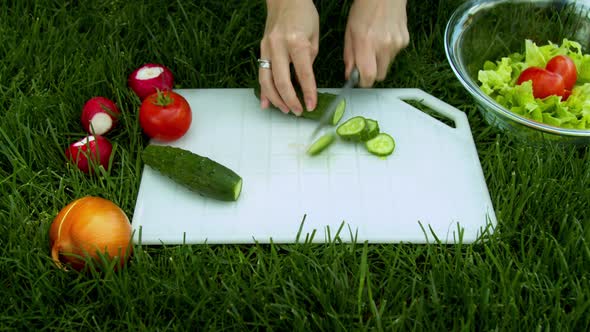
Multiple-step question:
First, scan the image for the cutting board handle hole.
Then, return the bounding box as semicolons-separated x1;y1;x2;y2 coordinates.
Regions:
404;99;456;129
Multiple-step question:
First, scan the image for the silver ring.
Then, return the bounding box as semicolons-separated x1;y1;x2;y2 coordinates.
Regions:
257;58;271;69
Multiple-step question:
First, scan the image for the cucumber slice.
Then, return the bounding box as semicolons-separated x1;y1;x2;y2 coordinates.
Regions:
306;132;335;156
365;133;395;157
332;99;346;125
361;118;380;141
336;116;367;141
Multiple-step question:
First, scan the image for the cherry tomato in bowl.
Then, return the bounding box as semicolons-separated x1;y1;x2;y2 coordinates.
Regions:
139;90;192;141
545;54;577;90
516;67;566;99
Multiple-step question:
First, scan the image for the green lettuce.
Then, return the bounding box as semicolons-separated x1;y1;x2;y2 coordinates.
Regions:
477;38;590;129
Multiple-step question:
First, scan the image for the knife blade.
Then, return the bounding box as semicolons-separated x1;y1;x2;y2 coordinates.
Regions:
306;67;360;147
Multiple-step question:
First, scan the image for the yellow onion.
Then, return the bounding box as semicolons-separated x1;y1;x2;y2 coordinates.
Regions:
49;196;133;271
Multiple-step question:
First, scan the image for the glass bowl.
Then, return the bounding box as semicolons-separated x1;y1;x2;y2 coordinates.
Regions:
444;0;590;144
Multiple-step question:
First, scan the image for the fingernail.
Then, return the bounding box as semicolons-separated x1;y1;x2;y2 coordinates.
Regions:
260;99;268;110
305;98;314;112
280;106;289;114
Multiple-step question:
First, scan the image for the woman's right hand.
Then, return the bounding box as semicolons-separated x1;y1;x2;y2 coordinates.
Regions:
259;0;319;116
343;0;409;87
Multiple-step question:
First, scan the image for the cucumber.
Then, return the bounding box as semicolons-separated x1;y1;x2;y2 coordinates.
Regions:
336;116;366;141
306;132;335;156
332;99;346;125
253;85;345;124
142;145;243;201
360;118;380;141
365;133;395;157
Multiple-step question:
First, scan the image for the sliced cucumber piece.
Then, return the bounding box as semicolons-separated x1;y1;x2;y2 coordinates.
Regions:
336;116;367;141
332;99;346;125
306;132;335;156
361;118;380;141
365;133;395;157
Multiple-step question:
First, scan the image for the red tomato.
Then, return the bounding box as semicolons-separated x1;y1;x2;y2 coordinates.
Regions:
545;55;577;90
516;67;566;99
139;90;192;141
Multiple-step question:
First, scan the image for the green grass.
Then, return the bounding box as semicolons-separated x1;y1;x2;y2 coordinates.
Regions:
1;0;590;330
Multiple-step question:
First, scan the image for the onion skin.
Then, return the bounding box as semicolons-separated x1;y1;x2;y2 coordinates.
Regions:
128;63;174;100
49;196;133;271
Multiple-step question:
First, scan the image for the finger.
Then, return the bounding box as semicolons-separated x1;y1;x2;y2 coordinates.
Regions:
290;48;317;111
376;49;393;82
353;37;377;88
271;46;304;115
343;29;355;80
259;40;289;114
259;67;289;114
260;95;270;110
311;32;320;60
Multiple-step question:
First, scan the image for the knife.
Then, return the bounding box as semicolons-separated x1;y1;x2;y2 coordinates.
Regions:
306;67;360;147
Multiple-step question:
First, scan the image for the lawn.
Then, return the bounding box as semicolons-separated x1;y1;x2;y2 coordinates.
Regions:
1;0;590;330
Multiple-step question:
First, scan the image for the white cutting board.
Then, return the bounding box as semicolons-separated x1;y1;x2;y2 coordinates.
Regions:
132;88;496;245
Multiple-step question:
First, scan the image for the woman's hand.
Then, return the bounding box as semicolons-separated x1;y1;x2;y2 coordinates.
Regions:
259;0;319;115
344;0;409;87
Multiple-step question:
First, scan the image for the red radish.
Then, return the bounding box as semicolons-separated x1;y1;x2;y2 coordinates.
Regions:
66;135;113;173
128;63;174;100
81;97;121;135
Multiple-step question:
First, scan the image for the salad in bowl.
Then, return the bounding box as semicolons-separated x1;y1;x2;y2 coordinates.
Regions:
478;38;590;130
